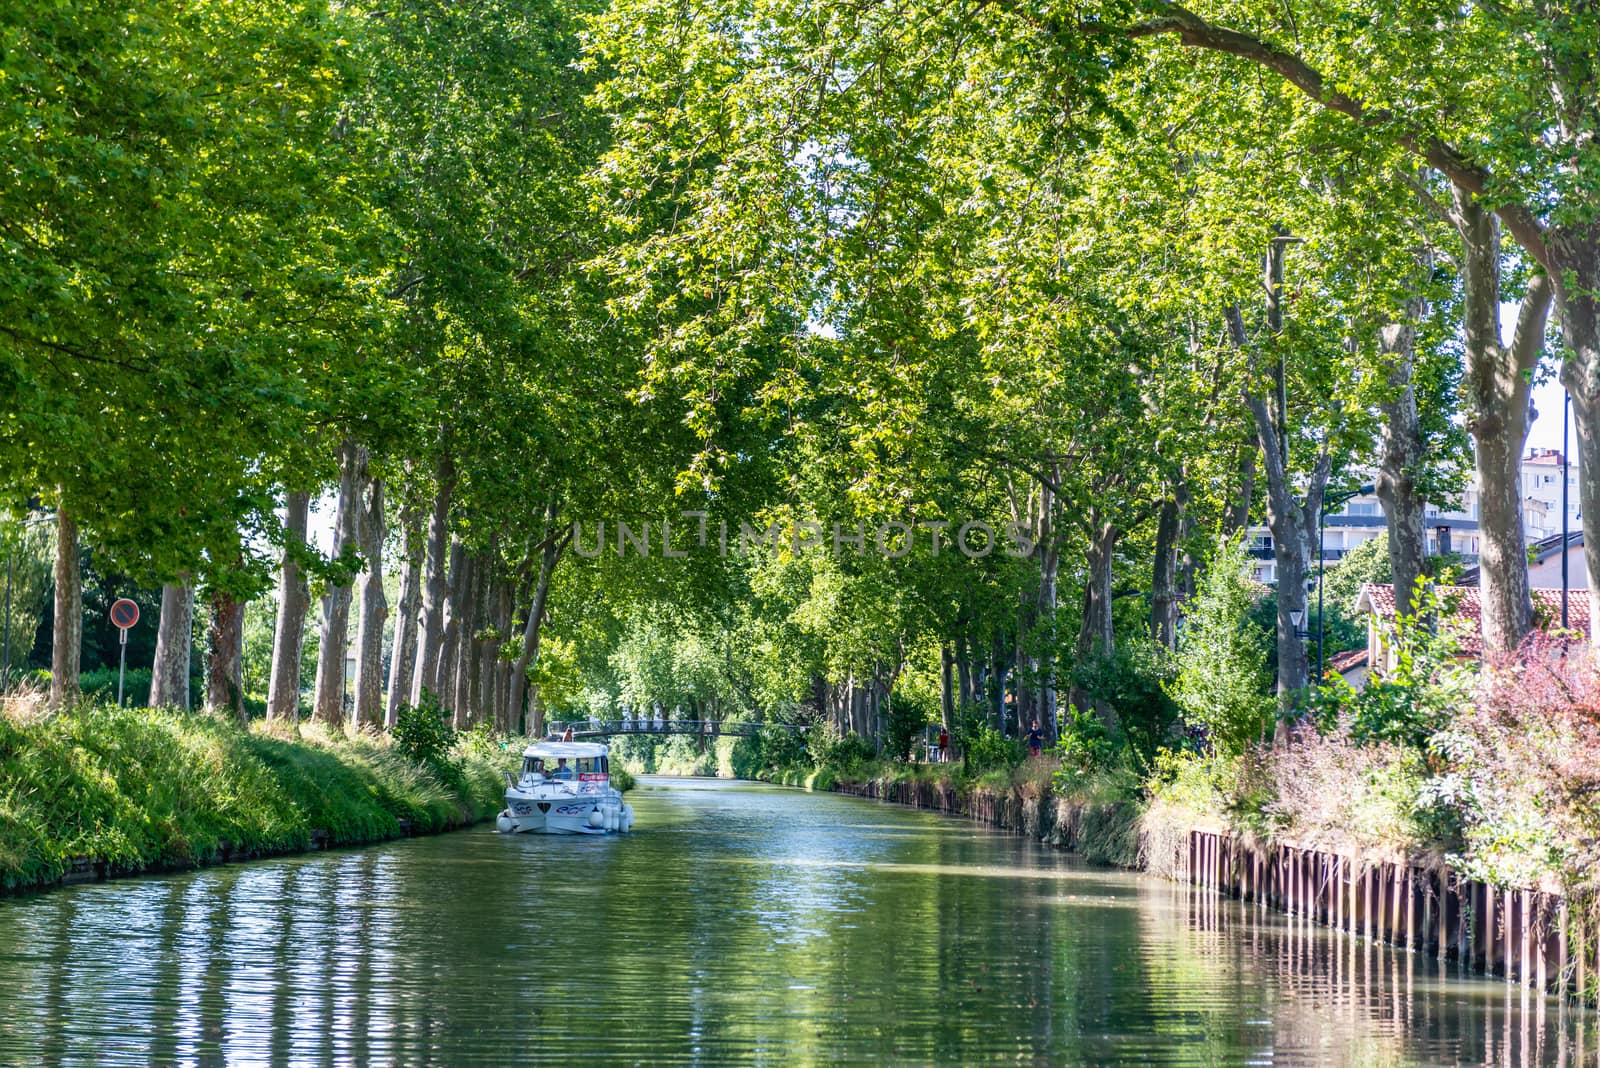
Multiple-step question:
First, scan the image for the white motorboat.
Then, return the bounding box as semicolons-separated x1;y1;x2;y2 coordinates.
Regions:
495;741;634;835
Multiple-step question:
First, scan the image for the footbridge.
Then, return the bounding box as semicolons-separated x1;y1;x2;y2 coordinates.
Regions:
549;719;804;740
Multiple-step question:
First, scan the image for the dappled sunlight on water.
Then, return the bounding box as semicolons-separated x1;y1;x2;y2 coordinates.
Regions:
0;776;1595;1065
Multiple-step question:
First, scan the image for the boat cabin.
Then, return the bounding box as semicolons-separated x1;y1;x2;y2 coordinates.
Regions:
519;741;610;782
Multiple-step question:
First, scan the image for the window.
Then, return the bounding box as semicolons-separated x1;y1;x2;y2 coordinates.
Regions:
1347;502;1380;517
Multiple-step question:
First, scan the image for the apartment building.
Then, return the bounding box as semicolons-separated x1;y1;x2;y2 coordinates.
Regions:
1249;450;1581;585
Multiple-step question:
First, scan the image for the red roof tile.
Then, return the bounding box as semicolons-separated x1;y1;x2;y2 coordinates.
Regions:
1325;648;1368;674
1355;583;1592;657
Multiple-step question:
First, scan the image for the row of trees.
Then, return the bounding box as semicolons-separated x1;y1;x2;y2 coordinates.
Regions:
4;0;1594;747
4;0;710;730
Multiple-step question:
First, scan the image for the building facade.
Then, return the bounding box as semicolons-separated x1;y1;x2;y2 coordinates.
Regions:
1249;451;1581;586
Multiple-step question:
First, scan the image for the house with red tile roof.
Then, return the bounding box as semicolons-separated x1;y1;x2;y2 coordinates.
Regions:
1353;583;1593;676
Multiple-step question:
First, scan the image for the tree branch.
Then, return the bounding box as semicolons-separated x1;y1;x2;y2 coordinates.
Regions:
1082;1;1554;270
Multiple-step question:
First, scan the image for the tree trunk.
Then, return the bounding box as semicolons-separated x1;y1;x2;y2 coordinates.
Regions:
450;552;478;728
353;475;387;730
1069;519;1119;729
385;490;423;727
1552;228;1600;648
1150;481;1188;648
1456;189;1548;654
468;553;495;728
1374;293;1429;619
1230;306;1333;714
150;579;193;709
507;508;568;727
267;491;311;722
48;505;81;710
1037;521;1060;739
988;632;1006;729
205;589;245;724
1224;439;1256;535
954;635;972;713
410;450;455;704
312;441;364;727
435;538;467;712
489;576;512;732
940;644;955;734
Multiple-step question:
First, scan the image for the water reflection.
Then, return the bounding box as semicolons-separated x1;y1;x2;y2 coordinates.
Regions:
0;778;1593;1066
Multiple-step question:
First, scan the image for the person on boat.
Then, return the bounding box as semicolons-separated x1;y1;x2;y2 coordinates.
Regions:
937;727;950;763
1025;719;1044;758
553;758;575;780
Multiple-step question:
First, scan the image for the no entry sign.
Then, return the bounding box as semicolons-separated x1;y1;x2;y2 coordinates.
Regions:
110;598;140;630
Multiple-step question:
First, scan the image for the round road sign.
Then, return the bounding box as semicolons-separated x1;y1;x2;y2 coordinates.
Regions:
110;598;140;630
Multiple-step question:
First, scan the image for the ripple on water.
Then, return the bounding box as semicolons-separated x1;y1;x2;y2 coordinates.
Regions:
0;780;1593;1066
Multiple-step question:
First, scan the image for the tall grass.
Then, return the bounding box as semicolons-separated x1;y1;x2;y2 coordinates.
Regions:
0;701;514;893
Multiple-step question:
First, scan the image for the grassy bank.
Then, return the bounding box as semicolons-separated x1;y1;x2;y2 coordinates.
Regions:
0;702;515;894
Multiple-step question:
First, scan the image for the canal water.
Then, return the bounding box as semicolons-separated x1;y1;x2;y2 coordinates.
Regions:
0;777;1595;1066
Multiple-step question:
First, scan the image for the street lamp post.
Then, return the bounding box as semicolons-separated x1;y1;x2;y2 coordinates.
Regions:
1563;391;1571;629
1317;483;1376;683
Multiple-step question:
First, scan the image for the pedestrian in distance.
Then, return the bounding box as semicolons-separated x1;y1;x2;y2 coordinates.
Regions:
1025;719;1043;759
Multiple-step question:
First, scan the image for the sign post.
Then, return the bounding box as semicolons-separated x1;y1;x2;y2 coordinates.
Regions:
109;598;140;706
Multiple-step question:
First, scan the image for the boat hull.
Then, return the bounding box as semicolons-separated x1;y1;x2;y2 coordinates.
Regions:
497;789;633;835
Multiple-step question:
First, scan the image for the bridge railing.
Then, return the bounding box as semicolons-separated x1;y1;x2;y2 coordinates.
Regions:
548;719;797;738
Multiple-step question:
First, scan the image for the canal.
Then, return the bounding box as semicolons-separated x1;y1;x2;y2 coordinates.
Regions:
0;778;1594;1066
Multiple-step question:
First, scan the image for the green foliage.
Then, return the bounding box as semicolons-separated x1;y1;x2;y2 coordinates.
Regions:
1051;706;1116;776
391;691;457;766
805;723;876;775
959;719;1023;776
1325;583;1475;749
1168;539;1274;757
0;703;510;892
883;690;934;763
1072;637;1179;763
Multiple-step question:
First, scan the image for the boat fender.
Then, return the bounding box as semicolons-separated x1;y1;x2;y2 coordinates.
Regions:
622;804;634;832
496;811;513;834
587;809;605;829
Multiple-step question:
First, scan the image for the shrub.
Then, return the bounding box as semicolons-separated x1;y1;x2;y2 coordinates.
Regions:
1168;537;1273;757
1427;634;1600;891
960;720;1022;775
1050;705;1114;775
392;691;456;765
883;690;934;762
1329;582;1474;749
1072;638;1179;762
1261;723;1444;852
805;722;875;773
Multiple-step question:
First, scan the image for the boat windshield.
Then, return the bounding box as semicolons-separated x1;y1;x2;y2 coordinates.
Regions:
519;753;608;782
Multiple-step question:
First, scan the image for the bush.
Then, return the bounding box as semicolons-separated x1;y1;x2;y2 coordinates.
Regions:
392;691;456;765
1168;537;1273;757
78;667;152;708
1072;638;1179;762
1427;634;1600;891
729;722;808;779
959;719;1022;775
805;722;875;773
883;690;934;762
1328;582;1473;749
1051;705;1115;776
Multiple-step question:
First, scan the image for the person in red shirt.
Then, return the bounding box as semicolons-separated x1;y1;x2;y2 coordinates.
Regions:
937;727;950;763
